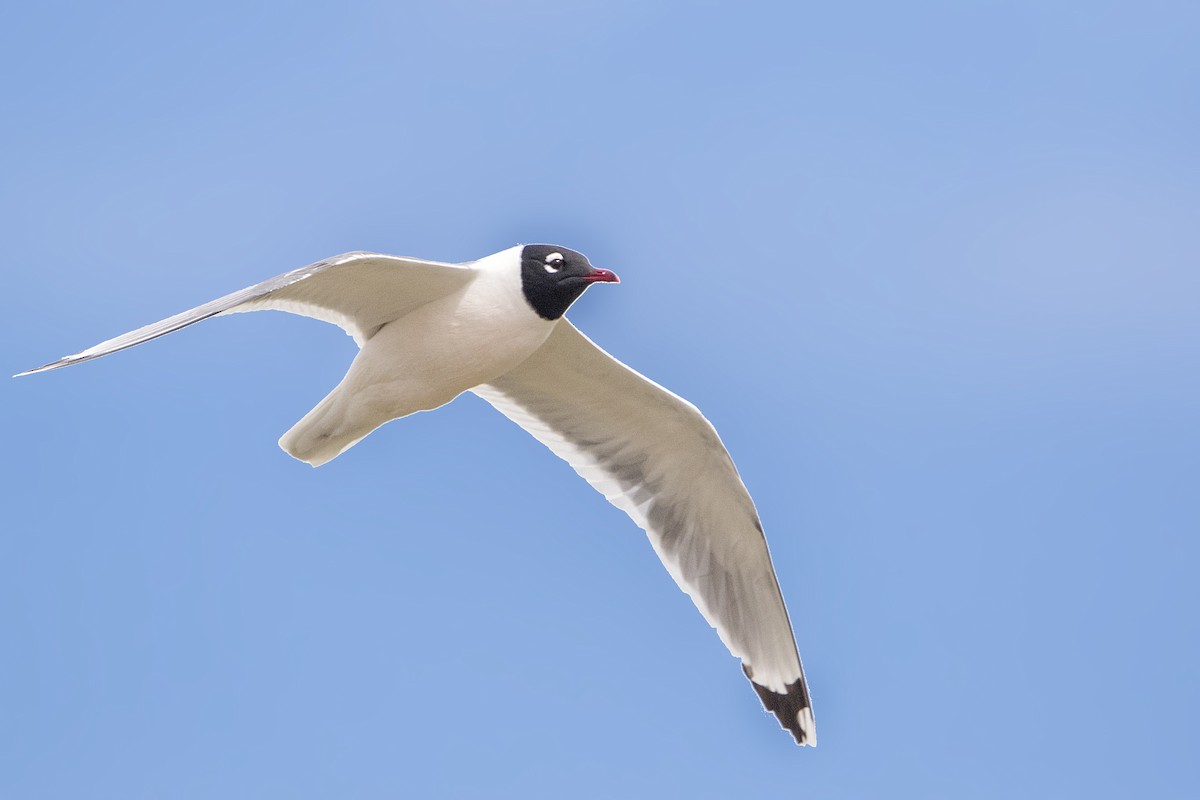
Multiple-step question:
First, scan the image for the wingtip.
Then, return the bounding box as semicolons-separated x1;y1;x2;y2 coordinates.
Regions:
743;665;817;747
796;705;817;747
13;359;71;378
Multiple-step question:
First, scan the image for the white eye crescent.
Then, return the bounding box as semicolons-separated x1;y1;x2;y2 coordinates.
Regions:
543;252;565;273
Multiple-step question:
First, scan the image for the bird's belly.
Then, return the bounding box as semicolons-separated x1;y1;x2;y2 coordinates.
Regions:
357;295;554;415
436;316;551;387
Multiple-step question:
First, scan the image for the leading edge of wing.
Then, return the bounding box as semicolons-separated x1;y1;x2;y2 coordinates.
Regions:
14;252;473;377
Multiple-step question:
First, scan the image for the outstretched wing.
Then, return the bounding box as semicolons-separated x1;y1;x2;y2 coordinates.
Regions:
16;251;476;376
472;321;816;746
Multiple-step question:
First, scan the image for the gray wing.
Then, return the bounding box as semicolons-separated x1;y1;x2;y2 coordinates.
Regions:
16;251;476;376
471;321;816;746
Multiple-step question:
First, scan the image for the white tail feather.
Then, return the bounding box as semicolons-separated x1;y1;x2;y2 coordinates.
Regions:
278;387;374;467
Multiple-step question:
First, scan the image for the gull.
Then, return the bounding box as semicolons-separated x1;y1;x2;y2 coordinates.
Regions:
17;244;816;745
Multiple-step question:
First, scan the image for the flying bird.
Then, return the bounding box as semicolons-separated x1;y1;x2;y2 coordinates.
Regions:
17;244;816;746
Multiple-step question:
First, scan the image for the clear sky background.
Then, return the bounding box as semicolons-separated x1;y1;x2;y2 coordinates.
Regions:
3;1;1198;797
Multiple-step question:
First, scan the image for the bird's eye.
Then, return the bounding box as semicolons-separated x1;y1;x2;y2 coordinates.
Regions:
543;252;565;273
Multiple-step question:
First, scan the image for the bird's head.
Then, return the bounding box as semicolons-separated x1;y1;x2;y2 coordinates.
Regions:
519;244;619;320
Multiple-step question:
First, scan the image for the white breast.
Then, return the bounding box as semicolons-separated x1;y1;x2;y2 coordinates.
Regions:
369;246;555;397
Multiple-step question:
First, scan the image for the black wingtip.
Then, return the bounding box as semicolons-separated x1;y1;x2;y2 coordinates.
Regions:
743;665;817;747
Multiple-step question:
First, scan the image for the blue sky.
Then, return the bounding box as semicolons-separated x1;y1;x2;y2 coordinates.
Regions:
3;1;1198;797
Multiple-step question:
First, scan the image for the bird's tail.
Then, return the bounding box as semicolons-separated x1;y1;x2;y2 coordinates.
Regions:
279;382;377;467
